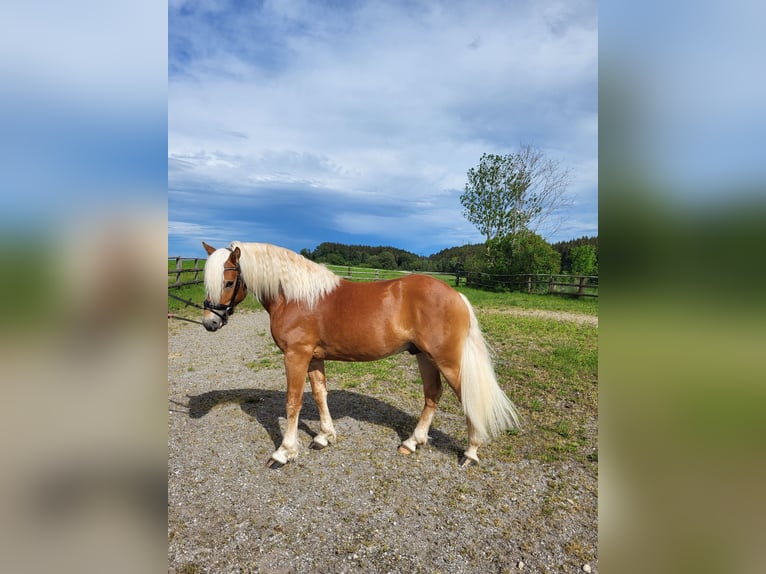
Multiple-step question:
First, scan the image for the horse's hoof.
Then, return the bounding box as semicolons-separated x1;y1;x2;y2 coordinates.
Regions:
398;444;414;455
458;455;478;468
309;440;326;450
266;458;286;469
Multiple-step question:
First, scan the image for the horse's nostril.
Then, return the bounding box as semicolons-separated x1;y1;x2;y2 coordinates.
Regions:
202;314;222;332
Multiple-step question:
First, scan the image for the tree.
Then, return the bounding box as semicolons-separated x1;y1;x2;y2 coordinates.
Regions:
377;250;397;270
509;233;561;276
460;146;571;249
486;233;561;276
552;235;598;273
570;244;597;276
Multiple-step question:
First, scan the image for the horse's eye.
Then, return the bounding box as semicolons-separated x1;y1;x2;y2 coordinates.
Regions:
225;280;234;288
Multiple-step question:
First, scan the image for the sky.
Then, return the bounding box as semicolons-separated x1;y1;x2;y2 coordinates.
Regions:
168;0;598;257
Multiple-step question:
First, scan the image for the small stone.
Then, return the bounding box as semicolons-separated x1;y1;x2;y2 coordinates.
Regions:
517;560;525;569
582;564;592;573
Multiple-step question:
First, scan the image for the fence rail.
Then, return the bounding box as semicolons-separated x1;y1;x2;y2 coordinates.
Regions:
168;256;205;287
463;272;598;297
169;257;598;298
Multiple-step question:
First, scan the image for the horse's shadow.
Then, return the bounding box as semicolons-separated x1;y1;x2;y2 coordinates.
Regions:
184;389;463;456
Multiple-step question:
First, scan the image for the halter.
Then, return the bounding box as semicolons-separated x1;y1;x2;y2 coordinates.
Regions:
203;264;243;325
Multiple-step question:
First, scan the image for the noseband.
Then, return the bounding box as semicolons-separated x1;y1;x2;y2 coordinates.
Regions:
204;264;243;325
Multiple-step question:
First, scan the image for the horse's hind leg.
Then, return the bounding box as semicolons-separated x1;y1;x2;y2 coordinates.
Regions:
307;359;336;450
458;418;482;467
432;355;483;466
399;354;443;455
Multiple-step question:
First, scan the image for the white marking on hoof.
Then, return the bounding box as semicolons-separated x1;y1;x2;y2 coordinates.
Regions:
399;438;418;454
269;449;289;465
312;434;329;448
459;453;480;467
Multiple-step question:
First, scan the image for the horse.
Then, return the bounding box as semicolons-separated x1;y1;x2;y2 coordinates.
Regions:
201;241;521;469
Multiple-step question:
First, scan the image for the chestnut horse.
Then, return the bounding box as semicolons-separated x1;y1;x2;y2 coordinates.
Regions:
201;241;520;468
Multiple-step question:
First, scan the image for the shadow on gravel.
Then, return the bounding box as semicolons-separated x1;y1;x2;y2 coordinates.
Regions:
184;389;463;456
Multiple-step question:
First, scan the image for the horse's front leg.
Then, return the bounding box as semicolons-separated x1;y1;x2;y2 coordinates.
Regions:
307;358;336;450
267;350;311;469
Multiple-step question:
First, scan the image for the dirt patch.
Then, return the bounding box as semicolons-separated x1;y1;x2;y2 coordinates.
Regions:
484;307;598;326
168;311;597;573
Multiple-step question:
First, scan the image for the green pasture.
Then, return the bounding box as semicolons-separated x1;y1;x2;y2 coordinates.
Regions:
324;264;413;281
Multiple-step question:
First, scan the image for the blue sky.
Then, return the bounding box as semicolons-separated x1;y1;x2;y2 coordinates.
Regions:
168;0;597;257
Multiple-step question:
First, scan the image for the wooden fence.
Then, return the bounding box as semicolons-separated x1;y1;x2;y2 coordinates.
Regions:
169;257;598;298
168;256;205;288
463;271;598;297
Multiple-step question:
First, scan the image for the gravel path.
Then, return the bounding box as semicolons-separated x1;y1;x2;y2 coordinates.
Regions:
485;307;598;326
168;311;597;573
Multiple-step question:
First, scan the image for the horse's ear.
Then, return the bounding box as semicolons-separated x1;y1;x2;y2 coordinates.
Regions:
202;241;216;255
230;246;241;264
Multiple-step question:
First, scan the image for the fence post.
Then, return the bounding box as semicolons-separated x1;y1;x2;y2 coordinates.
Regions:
174;257;183;286
578;275;586;298
347;266;352;279
527;275;532;293
375;269;380;280
192;258;201;283
548;275;554;294
455;272;460;287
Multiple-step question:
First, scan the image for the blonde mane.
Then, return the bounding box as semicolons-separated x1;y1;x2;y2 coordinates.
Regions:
203;247;234;305
206;242;341;309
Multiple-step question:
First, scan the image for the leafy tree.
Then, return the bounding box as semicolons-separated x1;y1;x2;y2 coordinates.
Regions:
377;250;397;270
428;243;485;273
323;253;345;266
570;244;597;276
485;233;561;276
460;146;571;254
553;235;598;273
509;233;561;275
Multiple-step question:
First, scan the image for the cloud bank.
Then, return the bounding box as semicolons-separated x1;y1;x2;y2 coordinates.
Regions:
169;0;597;255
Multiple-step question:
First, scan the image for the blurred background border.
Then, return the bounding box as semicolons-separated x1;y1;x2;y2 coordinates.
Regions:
1;1;765;573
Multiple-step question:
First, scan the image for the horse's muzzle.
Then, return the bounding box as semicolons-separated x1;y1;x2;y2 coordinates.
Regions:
202;312;224;332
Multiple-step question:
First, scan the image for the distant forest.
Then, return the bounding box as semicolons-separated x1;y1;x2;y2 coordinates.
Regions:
300;235;598;275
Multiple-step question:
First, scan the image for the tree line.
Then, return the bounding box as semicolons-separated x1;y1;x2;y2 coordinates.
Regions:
300;235;597;276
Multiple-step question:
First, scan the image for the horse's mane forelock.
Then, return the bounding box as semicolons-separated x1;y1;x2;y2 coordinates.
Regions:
203;247;233;304
231;241;341;308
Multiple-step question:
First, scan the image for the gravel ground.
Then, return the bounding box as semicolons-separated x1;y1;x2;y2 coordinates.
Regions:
168;310;597;573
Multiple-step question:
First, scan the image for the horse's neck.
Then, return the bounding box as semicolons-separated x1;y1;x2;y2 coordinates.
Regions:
258;291;285;315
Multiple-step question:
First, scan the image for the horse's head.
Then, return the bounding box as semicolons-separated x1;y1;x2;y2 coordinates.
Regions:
201;242;248;331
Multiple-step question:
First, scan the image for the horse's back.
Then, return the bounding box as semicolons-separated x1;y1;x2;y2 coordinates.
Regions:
352;274;470;349
308;274;468;361
335;274;464;316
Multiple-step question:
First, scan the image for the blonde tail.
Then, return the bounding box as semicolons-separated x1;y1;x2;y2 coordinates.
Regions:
458;294;521;441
